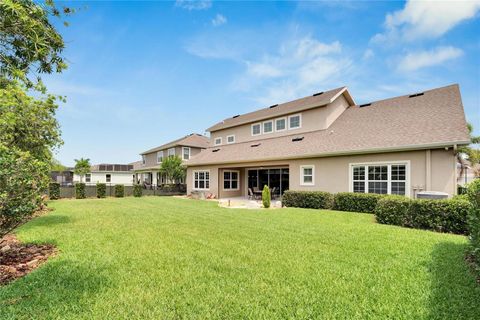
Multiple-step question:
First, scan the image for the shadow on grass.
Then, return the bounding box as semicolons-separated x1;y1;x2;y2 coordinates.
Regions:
429;242;480;319
23;214;71;229
0;259;110;319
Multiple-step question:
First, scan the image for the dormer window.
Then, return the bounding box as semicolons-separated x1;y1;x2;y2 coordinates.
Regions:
263;121;273;134
214;137;222;146
251;123;261;136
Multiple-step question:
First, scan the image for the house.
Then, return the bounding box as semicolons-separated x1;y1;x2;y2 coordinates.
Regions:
73;163;135;186
457;160;479;186
135;133;210;186
185;84;471;199
50;169;74;186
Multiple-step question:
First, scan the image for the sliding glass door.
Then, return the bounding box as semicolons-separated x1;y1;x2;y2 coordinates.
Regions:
247;168;289;196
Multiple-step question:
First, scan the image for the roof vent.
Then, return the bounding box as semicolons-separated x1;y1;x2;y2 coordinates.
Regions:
292;137;304;142
359;103;371;108
409;92;424;98
232;115;240;118
251;143;261;147
313;91;324;96
212;148;220;152
269;104;278;109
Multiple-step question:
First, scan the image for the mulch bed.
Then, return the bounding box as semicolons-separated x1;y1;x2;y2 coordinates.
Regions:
0;234;57;285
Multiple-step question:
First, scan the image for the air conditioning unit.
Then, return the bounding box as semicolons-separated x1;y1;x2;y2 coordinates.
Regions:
416;191;449;200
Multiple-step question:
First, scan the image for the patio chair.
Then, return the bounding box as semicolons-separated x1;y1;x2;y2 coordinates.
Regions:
270;187;277;200
248;188;254;200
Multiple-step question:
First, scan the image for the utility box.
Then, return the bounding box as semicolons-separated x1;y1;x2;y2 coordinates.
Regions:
416;191;449;200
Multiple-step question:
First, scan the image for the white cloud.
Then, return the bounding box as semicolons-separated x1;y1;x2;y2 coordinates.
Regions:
363;48;374;60
175;0;211;11
212;14;227;27
373;0;480;42
398;46;463;72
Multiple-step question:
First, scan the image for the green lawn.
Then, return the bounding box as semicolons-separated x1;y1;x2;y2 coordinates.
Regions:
1;197;479;319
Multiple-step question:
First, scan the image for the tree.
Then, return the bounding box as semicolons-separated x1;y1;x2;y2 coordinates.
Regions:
0;0;72;90
159;156;186;184
457;123;480;181
74;158;91;183
50;158;66;171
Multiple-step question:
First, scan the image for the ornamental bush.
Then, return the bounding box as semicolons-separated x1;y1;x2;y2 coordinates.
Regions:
133;184;142;197
262;185;270;208
115;184;124;198
467;179;480;276
75;183;86;199
282;191;334;210
375;196;472;234
334;192;385;213
96;183;106;198
49;182;60;200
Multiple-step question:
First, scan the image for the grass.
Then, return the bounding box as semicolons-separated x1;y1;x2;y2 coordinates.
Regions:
1;197;479;319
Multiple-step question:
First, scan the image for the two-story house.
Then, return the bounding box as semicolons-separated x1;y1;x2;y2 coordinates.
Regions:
185;84;470;199
135;133;210;186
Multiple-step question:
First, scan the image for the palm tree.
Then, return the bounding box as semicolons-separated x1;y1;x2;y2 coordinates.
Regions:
457;123;480;182
74;158;91;183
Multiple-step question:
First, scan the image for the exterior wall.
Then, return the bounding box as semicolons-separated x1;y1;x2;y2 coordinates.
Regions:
186;148;457;198
210;95;350;145
141;146;204;168
73;172;135;186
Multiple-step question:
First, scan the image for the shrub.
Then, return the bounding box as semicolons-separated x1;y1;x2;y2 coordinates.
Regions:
262;185;270;208
115;184;124;198
375;195;411;226
49;182;60;200
467;179;480;276
75;183;86;199
375;196;472;234
334;192;385;213
96;183;106;198
133;184;142;197
282;191;334;209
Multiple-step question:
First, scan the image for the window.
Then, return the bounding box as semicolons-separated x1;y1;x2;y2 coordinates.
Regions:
193;170;210;190
251;123;261;136
263;121;273;134
350;162;408;196
106;174;111;183
85;173;91;183
275;118;286;131
168;148;175;157
226;135;235;144
157;151;163;163
223;171;239;190
288;114;301;129
214;137;222;146
182;147;190;160
142;155;146;165
300;165;315;186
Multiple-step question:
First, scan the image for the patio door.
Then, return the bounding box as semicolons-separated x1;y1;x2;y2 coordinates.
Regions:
247;168;289;196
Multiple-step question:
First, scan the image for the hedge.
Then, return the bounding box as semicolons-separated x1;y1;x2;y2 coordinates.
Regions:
467;179;480;277
282;191;334;209
96;183;106;198
133;184;142;197
75;183;86;199
334;192;385;213
374;196;472;234
114;184;124;197
49;182;60;200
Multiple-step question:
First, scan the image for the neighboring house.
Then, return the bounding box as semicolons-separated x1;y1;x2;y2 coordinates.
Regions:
185;84;470;199
135;133;210;186
50;169;74;186
73;163;135;186
457;160;480;186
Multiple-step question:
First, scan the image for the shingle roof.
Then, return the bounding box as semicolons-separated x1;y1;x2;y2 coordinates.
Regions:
140;133;210;155
207;86;355;132
187;84;470;166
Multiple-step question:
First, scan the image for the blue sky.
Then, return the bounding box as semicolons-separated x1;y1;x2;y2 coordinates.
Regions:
46;0;480;166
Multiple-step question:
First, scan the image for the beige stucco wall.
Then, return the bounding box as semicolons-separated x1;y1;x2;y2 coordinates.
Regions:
141;146;204;168
186;148;457;198
210;95;350;145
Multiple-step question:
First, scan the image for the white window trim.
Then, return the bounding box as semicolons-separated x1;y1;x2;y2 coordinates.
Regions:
142;155;146;165
262;120;274;134
214;137;222;146
157;151;164;163
300;165;315;186
223;170;240;191
275;117;287;132
226;135;235;144
182;147;191;161
288;114;302;130
193;170;210;190
106;174;111;183
168;148;175;157
348;160;411;197
251;123;262;136
85;173;91;183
